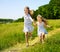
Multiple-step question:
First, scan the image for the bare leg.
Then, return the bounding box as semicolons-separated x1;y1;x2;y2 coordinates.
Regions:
40;34;43;43
25;32;29;47
40;33;45;43
43;34;45;41
29;32;32;37
29;32;33;40
42;33;45;43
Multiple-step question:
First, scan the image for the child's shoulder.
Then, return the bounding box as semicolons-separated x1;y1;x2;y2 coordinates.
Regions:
42;21;44;23
24;14;31;17
36;21;43;23
24;14;26;17
41;21;44;24
36;21;44;25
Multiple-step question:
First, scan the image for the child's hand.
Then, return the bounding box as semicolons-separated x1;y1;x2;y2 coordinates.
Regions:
33;21;37;26
47;25;52;28
50;26;53;28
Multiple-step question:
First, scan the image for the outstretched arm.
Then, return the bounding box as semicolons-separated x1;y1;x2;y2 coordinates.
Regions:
33;21;37;26
29;16;34;22
44;23;51;28
46;25;51;28
29;16;37;26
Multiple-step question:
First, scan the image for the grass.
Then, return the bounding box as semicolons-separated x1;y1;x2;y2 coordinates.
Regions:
0;22;25;50
0;19;60;51
22;31;60;52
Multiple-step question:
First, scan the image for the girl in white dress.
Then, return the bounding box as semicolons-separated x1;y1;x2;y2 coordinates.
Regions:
23;7;34;46
34;15;50;43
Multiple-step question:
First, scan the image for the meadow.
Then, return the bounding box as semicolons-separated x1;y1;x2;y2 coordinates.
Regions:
0;19;60;52
22;31;60;52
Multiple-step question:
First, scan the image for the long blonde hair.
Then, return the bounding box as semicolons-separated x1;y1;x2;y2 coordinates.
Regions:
25;6;34;17
37;15;47;25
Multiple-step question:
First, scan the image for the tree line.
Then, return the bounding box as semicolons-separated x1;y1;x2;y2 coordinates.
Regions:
33;0;60;20
16;0;60;22
0;0;60;23
0;19;13;23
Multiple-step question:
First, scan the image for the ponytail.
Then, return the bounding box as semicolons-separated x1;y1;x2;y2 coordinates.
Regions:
29;10;34;17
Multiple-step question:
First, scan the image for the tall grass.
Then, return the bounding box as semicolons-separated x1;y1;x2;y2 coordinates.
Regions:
0;19;60;50
22;32;60;52
0;22;25;50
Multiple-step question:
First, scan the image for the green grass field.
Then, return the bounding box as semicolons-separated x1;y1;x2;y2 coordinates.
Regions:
22;29;60;52
0;19;60;52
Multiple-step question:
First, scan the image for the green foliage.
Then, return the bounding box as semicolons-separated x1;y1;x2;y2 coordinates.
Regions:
0;19;60;51
0;19;13;23
49;0;60;6
33;0;60;19
14;17;24;22
22;32;60;52
0;22;25;50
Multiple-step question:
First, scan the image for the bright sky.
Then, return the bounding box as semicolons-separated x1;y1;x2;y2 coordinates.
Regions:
0;0;50;19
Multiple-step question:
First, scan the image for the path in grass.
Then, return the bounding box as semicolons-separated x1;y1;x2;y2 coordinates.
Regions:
1;28;60;52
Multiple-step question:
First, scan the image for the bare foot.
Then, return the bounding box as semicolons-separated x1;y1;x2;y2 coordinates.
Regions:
26;43;29;47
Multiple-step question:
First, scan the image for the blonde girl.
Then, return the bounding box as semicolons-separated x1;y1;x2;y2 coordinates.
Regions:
23;6;34;47
34;15;50;43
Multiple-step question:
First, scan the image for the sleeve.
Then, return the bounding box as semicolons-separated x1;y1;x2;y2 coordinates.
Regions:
29;16;33;22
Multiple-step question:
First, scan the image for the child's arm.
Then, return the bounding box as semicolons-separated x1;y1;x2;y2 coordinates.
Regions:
31;19;37;27
29;16;34;22
44;23;51;28
46;25;51;28
33;21;37;26
29;16;37;26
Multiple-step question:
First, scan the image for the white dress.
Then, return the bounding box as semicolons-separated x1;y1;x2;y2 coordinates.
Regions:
23;14;34;32
37;22;48;36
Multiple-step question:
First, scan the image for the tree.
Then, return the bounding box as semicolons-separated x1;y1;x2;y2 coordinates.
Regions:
33;0;60;19
14;17;24;22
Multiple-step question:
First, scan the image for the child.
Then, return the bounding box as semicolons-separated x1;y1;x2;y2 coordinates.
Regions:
34;15;50;43
23;6;34;47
